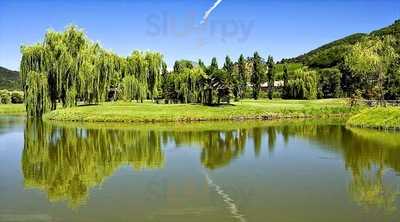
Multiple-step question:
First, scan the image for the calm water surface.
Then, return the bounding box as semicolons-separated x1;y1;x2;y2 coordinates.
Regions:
0;116;400;222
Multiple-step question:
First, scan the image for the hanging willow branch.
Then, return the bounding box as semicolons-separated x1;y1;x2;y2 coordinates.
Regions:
25;71;51;117
20;25;168;117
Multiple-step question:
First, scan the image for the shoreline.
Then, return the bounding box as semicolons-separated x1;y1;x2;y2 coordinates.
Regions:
346;107;400;131
42;99;354;123
44;113;349;123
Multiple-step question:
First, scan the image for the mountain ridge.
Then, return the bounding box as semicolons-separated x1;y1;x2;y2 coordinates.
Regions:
0;66;20;90
282;19;400;67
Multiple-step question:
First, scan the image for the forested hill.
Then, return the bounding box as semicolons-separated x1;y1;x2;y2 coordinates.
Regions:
283;20;400;68
0;66;20;90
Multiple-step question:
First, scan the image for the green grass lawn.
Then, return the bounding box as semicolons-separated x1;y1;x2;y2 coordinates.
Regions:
43;99;354;123
347;107;400;130
0;104;25;114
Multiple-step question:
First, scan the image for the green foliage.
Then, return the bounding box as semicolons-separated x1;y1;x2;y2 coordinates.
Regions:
20;26;166;117
286;68;318;100
318;68;342;98
385;58;400;100
25;71;51;117
23;120;164;207
146;52;163;100
285;33;366;68
345;36;398;100
274;63;304;80
0;90;11;104
237;54;248;99
122;75;145;102
282;20;400;101
347;107;400;130
251;52;264;100
266;56;275;100
11;91;24;104
282;64;289;99
0;66;20;90
223;56;235;102
173;60;194;73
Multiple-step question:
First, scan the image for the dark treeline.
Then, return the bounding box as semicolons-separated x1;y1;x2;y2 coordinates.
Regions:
20;25;400;117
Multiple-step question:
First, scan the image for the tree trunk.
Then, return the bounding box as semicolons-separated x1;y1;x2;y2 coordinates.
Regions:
207;89;212;105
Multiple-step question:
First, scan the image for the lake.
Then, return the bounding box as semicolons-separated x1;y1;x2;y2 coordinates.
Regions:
0;116;399;222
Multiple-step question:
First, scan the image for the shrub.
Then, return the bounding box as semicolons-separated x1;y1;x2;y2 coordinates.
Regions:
11;91;24;104
0;90;11;104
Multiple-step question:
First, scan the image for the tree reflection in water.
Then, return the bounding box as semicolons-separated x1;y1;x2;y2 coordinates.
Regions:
278;124;400;213
21;120;400;211
22;120;164;207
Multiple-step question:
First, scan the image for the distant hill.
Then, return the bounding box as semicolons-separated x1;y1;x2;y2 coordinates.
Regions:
284;20;400;68
0;66;21;90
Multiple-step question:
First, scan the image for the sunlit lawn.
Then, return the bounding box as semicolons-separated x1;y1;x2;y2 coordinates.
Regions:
0;104;25;114
43;99;353;122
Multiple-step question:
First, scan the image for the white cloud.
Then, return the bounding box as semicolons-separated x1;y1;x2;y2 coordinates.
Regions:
200;0;223;24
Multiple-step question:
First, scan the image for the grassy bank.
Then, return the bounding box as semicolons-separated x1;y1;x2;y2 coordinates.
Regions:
43;99;353;123
0;104;25;114
347;107;400;130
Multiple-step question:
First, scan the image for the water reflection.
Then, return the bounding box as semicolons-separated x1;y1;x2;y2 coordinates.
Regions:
273;124;400;213
22;120;164;207
21;120;400;211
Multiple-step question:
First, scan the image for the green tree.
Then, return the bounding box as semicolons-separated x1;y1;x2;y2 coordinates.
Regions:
266;56;275;100
318;68;342;98
286;68;318;100
345;36;397;103
282;64;289;99
251;52;264;100
25;71;51;117
384;59;400;100
145;52;163;101
223;56;234;103
237;54;248;99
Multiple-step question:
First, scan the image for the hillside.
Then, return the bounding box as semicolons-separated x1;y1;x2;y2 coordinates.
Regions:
0;66;20;90
284;20;400;68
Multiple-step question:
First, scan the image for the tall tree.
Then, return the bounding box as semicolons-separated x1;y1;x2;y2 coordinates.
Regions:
251;52;263;100
318;68;342;98
266;56;275;100
145;52;163;101
203;57;219;105
282;64;289;99
237;54;247;99
223;56;234;103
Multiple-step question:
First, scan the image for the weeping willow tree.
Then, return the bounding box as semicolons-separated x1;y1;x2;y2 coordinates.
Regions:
125;51;148;102
145;52;163;101
122;75;146;102
21;26;87;114
286;68;318;100
24;71;51;117
20;43;52;116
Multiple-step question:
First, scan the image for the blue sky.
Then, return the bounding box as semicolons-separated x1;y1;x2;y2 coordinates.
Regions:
0;0;399;71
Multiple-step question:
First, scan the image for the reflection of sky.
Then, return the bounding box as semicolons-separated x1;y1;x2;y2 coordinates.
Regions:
0;131;23;152
1;0;400;70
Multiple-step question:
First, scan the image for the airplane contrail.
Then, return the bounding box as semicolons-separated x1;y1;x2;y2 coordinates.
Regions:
200;0;224;24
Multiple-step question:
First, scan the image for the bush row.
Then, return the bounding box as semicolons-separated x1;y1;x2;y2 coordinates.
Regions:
0;90;24;104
